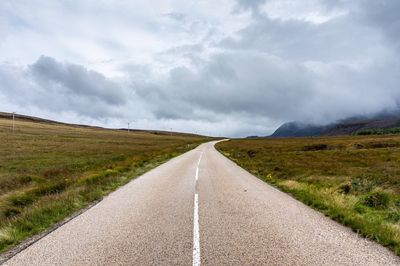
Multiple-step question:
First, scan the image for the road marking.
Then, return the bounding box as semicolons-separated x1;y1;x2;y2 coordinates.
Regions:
193;193;200;266
198;151;203;166
195;151;203;181
193;150;203;266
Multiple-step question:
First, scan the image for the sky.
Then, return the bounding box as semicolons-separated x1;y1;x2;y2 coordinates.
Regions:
1;0;400;137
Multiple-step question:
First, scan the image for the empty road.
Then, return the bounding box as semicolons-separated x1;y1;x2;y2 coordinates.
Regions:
4;141;400;265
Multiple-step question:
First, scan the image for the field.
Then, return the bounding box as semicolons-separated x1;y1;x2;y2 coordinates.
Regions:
216;136;400;255
0;117;207;253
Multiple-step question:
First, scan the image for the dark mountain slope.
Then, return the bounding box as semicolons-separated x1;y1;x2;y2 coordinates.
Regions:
271;113;400;137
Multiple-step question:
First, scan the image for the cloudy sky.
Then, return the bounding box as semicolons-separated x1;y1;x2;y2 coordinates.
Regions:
1;0;400;137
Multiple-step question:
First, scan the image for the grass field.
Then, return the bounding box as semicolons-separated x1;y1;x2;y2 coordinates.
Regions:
216;136;400;255
0;117;207;253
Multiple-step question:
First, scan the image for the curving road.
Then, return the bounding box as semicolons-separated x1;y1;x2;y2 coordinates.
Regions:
4;141;400;265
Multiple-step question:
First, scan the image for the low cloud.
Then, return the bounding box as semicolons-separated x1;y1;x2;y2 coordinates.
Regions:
1;1;400;137
0;56;127;119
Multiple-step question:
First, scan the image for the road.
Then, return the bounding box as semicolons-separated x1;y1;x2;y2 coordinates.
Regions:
4;141;400;265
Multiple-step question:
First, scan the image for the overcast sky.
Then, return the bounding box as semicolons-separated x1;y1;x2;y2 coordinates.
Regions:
1;0;400;137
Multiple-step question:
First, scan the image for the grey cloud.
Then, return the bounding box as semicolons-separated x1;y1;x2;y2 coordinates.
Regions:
30;56;126;105
136;10;400;126
356;0;400;50
203;0;400;126
162;12;186;21
161;44;204;56
136;51;316;122
156;43;206;67
220;15;383;63
0;56;127;119
2;1;400;137
234;0;266;13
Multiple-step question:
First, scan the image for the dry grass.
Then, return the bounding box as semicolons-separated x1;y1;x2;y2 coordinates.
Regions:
217;135;400;255
0;117;208;253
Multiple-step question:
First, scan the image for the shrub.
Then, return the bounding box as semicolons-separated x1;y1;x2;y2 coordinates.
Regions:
8;193;35;207
42;167;70;179
355;127;400;136
3;207;20;218
363;191;391;209
387;211;400;223
33;180;68;196
247;150;256;158
302;144;327;151
339;177;374;195
339;182;352;194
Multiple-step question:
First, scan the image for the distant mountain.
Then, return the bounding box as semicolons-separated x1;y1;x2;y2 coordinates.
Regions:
271;112;400;137
271;122;328;137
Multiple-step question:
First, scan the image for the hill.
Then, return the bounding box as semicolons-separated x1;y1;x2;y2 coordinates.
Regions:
271;113;400;137
0;112;203;137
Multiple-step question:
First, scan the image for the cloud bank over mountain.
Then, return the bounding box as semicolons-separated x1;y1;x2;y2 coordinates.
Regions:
1;0;400;136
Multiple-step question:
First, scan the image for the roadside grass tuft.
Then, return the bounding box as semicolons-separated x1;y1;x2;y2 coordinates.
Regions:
216;135;400;256
362;190;391;209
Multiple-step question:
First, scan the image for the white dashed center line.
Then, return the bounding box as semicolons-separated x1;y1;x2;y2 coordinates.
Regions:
193;150;203;266
193;193;200;266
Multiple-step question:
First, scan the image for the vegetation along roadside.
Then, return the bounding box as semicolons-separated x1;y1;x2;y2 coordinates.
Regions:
216;136;400;255
0;117;208;253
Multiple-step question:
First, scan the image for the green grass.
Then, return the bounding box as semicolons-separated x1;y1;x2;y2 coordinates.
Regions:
0;118;208;253
216;135;400;255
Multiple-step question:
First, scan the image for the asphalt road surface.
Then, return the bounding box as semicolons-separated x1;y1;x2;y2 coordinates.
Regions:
4;141;400;265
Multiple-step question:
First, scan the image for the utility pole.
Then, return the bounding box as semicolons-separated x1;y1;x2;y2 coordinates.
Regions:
127;121;135;133
12;112;15;133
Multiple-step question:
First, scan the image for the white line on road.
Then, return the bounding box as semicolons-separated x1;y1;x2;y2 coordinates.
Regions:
195;151;203;181
197;151;203;167
193;193;200;266
193;150;203;266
